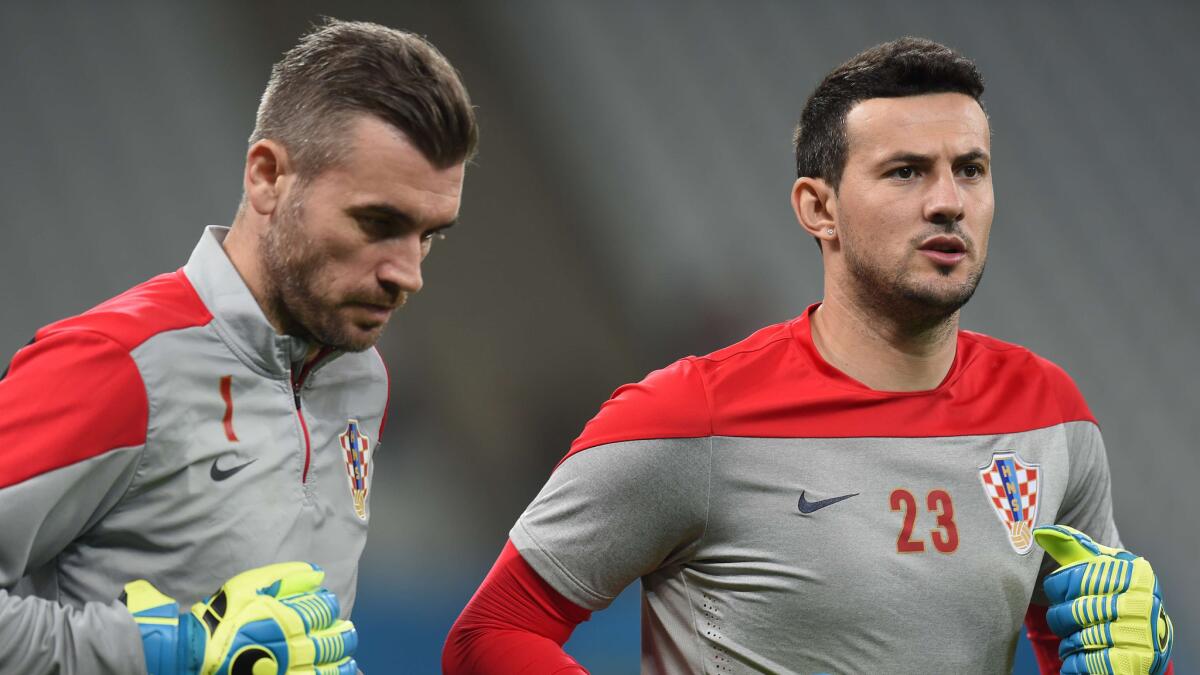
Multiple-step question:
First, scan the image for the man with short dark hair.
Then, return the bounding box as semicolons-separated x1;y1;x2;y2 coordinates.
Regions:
0;19;476;674
444;38;1172;674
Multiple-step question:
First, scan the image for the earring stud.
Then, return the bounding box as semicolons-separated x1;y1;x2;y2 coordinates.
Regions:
826;228;835;236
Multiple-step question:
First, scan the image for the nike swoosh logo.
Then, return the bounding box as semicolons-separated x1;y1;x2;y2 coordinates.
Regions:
210;455;256;482
797;490;860;514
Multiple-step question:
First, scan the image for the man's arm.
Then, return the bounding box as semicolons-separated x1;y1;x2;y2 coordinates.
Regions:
447;358;712;672
443;540;590;674
1026;364;1174;674
0;331;151;673
1025;604;1064;673
0;590;146;674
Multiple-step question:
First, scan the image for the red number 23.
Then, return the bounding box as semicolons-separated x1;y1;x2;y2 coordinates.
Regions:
890;488;959;553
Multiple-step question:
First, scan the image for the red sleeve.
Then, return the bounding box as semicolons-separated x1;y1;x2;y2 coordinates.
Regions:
372;347;390;441
0;331;148;488
443;540;592;674
1024;605;1062;675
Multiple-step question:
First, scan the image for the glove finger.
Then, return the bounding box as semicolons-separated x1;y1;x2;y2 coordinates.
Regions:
1048;589;1135;638
1057;622;1117;659
1034;525;1104;567
280;588;342;632
1064;644;1171;675
308;619;358;664
1055;602;1172;674
1060;649;1114;675
1044;557;1136;606
1044;561;1091;606
265;563;327;599
1047;599;1086;637
285;619;357;667
224;562;327;600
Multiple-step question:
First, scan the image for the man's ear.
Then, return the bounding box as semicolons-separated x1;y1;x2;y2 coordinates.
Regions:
791;176;839;247
244;139;294;216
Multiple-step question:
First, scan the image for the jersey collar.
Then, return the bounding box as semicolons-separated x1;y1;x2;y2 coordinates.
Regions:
791;303;970;397
182;226;315;377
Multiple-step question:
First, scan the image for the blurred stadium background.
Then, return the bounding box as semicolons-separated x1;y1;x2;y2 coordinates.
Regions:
2;1;1195;672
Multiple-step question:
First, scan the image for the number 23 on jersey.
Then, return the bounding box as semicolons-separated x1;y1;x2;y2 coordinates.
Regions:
890;488;959;553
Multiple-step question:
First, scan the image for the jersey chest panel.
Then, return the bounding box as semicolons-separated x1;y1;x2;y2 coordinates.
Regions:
54;326;384;610
657;426;1070;674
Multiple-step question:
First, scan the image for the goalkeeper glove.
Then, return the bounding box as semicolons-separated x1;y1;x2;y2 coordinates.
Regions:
122;561;358;675
1034;525;1173;675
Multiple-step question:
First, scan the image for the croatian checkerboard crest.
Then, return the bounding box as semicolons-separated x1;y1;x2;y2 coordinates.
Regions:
978;451;1040;554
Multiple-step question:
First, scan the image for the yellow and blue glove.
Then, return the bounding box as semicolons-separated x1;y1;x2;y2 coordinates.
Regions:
1034;525;1173;675
122;561;358;675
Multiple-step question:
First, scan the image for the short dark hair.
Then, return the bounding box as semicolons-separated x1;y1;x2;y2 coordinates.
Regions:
793;37;984;188
251;18;478;175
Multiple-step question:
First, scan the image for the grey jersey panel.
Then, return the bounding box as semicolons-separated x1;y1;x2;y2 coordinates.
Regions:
513;421;1117;675
0;450;147;675
73;321;383;609
513;438;712;611
0;590;145;675
1030;420;1119;606
0;226;388;673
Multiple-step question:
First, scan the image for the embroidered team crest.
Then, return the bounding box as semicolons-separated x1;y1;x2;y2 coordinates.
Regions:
340;419;371;520
978;451;1040;554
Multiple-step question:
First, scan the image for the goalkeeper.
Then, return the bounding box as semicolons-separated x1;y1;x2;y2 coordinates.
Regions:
443;37;1175;675
0;17;477;675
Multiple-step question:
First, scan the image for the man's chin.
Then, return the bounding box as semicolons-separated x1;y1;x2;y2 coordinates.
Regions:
306;321;388;353
343;325;388;352
899;281;979;315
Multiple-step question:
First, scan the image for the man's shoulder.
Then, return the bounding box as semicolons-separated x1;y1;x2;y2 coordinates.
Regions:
0;274;203;488
559;319;800;464
36;269;212;353
959;329;1094;425
959;329;1079;388
696;318;797;366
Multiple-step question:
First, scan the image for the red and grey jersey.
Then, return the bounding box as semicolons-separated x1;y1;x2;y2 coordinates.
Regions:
0;226;388;674
510;305;1118;674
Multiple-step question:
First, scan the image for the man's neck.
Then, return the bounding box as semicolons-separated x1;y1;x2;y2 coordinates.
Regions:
810;291;959;392
221;217;273;322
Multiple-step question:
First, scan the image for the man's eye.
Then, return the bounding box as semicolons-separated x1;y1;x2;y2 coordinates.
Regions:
421;230;447;242
959;164;984;178
357;217;390;237
891;166;916;179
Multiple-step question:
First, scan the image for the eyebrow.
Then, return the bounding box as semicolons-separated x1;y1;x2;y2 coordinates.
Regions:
878;148;990;167
346;203;458;232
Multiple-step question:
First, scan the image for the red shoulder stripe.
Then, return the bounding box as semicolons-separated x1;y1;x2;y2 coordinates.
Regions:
374;347;391;441
0;331;148;488
37;270;212;350
0;269;213;487
559;358;711;467
554;310;1099;468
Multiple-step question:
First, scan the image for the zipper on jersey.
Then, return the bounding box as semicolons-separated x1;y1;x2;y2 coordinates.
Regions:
291;347;333;484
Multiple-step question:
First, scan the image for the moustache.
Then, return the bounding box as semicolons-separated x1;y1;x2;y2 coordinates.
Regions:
348;292;408;311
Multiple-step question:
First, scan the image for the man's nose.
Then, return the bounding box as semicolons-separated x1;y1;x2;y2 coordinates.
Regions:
924;167;965;225
377;235;425;294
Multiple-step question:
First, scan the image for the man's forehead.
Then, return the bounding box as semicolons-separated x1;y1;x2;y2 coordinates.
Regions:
327;115;465;219
845;93;990;159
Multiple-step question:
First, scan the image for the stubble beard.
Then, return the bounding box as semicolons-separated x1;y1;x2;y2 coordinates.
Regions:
842;228;987;334
259;190;392;353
